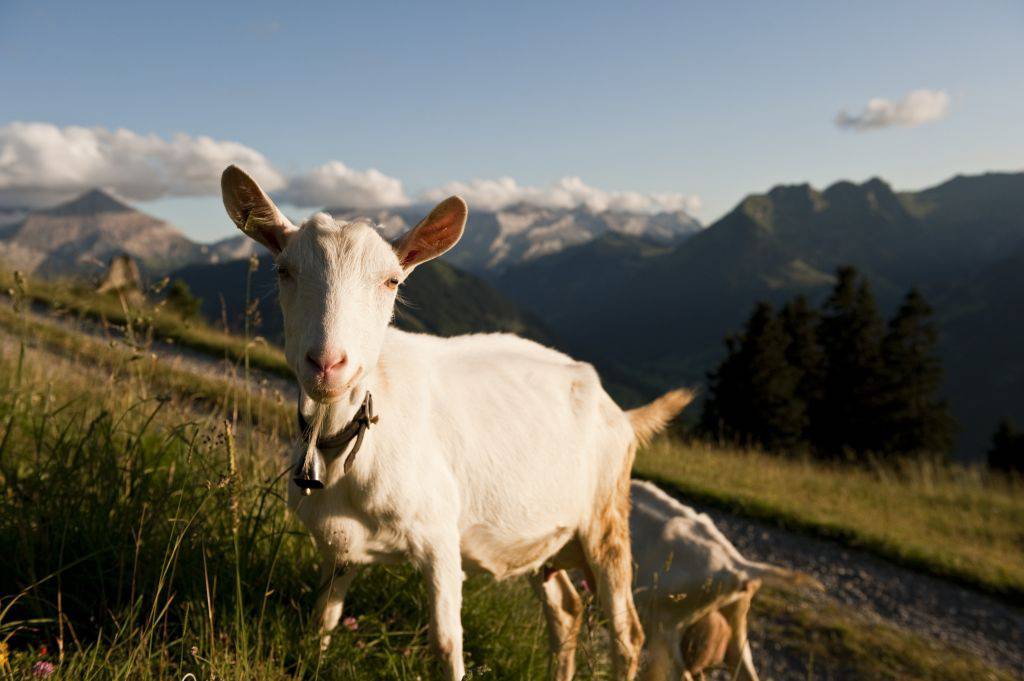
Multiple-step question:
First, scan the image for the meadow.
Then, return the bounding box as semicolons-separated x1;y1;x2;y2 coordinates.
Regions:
0;282;1020;679
636;440;1024;601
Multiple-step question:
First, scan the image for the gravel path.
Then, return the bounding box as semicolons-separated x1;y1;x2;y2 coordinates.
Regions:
678;498;1024;679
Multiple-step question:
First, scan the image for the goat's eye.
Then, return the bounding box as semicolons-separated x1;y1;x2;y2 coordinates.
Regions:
385;275;400;290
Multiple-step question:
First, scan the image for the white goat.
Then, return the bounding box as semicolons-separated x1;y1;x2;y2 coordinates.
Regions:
630;480;822;681
220;165;692;680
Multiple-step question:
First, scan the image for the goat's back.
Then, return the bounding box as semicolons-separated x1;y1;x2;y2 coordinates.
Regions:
359;329;638;576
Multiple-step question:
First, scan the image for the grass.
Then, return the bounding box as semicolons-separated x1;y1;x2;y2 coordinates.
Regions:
635;439;1024;602
0;298;617;679
0;274;1019;679
0;301;293;438
0;271;291;378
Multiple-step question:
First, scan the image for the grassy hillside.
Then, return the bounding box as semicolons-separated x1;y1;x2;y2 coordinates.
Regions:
7;272;1024;599
0;304;1017;679
0;271;292;376
0;304;587;679
635;440;1024;601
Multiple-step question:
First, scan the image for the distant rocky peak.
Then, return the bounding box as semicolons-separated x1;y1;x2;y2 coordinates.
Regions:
41;188;135;217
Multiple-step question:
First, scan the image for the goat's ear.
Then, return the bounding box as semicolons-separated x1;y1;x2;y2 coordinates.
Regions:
221;165;296;253
393;196;467;271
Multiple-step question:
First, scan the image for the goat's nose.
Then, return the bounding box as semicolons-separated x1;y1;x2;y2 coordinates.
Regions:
305;350;347;375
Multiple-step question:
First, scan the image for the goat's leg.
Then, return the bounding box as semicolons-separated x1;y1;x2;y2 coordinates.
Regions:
419;539;466;681
720;587;760;681
529;568;584;681
315;561;359;651
636;626;677;681
580;481;645;679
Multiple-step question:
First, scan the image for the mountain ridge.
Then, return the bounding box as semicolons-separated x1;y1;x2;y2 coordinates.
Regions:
494;171;1024;458
326;202;701;273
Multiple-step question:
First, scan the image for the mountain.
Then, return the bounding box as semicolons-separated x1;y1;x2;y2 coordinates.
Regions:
0;189;268;279
937;243;1024;460
327;202;701;273
0;187;699;280
0;189;208;277
204;234;258;263
899;172;1024;269
0;207;30;227
168;255;555;347
495;172;1024;458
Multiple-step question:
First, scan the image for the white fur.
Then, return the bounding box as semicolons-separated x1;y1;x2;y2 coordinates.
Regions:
221;165;645;679
631;480;816;681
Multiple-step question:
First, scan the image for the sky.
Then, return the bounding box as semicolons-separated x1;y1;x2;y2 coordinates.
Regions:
1;0;1022;242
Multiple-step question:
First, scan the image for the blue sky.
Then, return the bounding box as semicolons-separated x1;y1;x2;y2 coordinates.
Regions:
1;0;1022;242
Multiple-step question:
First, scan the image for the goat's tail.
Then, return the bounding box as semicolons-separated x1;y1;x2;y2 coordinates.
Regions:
746;561;825;592
627;388;695;446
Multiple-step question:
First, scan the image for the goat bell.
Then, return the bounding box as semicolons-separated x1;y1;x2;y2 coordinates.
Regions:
294;447;326;494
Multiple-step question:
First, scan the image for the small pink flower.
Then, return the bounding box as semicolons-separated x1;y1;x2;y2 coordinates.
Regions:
32;661;56;677
342;616;358;631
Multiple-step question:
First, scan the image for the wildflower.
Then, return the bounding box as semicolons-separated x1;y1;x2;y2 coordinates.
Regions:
32;661;56;677
0;641;8;667
342;616;358;631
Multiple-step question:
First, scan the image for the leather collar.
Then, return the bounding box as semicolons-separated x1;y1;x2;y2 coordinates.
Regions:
298;392;379;475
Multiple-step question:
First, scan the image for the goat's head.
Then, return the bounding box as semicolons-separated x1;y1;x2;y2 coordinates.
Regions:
221;165;467;402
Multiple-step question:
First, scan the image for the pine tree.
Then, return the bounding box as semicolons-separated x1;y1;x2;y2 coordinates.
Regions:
700;334;743;442
879;288;955;456
780;296;823;447
988;419;1024;474
815;266;887;458
701;303;804;451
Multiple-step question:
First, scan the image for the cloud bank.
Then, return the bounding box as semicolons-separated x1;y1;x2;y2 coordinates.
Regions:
835;89;950;132
0;122;284;208
0;121;700;215
420;176;701;214
278;161;410;209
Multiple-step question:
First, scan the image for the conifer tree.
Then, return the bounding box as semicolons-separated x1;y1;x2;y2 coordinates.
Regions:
780;296;823;446
815;266;886;458
700;334;743;442
988;419;1024;474
879;288;954;456
701;303;803;451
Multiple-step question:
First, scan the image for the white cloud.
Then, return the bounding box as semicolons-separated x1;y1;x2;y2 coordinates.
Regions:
276;160;410;208
0;121;284;208
0;121;700;216
420;176;701;214
835;89;950;132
